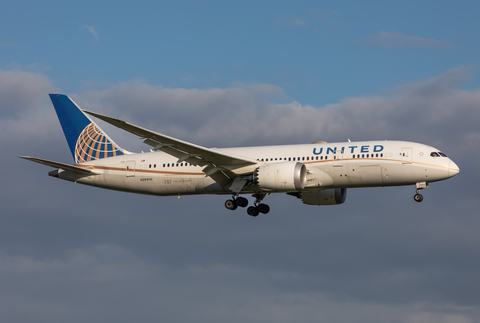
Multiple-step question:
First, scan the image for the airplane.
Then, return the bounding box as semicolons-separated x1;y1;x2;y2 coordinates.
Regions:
20;94;460;216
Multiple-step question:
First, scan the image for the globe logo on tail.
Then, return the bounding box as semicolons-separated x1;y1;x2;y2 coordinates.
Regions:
75;123;124;164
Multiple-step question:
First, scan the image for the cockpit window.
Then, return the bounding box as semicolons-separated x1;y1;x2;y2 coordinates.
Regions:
430;151;447;157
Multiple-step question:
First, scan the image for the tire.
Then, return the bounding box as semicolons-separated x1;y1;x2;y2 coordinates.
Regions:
225;199;237;210
247;206;259;217
257;203;270;214
414;194;423;202
236;197;248;208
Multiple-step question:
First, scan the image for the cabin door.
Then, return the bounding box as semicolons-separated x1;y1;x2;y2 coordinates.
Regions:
401;148;413;164
125;160;136;177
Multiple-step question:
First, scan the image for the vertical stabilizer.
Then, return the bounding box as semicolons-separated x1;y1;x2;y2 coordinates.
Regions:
49;94;129;164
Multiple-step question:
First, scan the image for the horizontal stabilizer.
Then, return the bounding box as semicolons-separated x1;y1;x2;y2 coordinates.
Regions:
19;156;96;174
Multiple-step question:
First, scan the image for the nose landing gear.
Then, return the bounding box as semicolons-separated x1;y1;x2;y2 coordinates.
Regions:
414;182;428;202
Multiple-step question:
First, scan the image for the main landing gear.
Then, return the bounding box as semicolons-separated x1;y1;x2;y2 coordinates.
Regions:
225;193;270;217
225;196;248;210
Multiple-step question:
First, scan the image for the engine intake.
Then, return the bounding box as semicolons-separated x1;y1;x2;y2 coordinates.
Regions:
249;162;306;191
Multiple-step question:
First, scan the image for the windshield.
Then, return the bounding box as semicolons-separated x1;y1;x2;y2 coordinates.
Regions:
430;151;448;157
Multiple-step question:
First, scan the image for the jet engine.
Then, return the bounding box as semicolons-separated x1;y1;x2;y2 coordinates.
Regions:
249;162;307;191
300;188;347;205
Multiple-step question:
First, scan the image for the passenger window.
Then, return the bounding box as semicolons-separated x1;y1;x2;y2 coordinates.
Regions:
163;164;165;167
302;157;305;161
306;157;309;161
149;164;151;168
325;156;328;160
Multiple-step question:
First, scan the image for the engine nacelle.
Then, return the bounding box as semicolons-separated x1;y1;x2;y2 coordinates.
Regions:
254;162;307;191
301;188;347;205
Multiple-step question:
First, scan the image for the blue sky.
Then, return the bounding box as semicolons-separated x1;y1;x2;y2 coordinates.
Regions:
2;1;480;323
2;0;480;105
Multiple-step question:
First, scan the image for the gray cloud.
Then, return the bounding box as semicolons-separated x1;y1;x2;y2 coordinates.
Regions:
358;31;455;49
2;67;480;322
0;70;57;119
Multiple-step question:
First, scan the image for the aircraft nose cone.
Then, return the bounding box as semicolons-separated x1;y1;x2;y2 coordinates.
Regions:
449;160;460;178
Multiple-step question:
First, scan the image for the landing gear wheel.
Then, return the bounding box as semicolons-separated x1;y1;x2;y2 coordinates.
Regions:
225;199;238;210
247;206;259;217
257;203;270;214
414;193;423;202
236;197;248;208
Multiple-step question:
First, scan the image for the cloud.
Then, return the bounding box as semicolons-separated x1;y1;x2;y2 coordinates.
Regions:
2;67;480;322
358;31;455;49
81;25;99;42
0;69;57;119
274;16;307;28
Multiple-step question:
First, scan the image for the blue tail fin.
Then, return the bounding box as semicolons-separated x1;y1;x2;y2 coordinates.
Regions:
49;94;128;164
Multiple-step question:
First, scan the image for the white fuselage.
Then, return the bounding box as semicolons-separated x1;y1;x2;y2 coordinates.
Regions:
58;140;459;196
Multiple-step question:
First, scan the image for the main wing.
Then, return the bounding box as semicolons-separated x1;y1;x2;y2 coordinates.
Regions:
83;110;257;187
